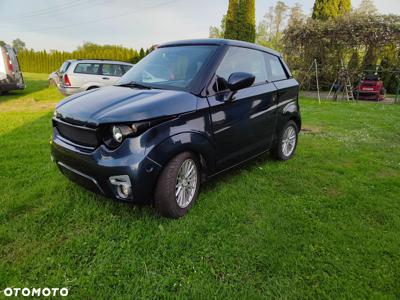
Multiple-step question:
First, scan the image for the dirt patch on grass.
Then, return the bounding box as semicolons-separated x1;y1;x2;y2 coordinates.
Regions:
301;125;324;135
0;98;57;112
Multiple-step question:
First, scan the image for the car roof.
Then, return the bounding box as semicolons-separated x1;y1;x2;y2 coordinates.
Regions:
158;38;281;57
66;59;133;65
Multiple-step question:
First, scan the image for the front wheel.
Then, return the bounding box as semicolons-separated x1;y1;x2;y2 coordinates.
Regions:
272;120;299;161
154;152;200;218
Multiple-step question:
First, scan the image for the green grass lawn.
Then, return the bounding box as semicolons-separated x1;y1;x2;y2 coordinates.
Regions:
1;73;399;299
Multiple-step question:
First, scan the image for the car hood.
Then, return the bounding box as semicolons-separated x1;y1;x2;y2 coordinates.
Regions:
56;86;198;126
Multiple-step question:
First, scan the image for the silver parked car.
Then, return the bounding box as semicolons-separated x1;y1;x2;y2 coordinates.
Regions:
48;60;77;87
0;44;25;94
58;59;134;95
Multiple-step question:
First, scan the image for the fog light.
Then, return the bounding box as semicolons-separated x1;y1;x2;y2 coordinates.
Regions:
118;184;131;199
109;175;132;199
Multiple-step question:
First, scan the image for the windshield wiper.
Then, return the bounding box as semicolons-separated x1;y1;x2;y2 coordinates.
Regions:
116;81;152;89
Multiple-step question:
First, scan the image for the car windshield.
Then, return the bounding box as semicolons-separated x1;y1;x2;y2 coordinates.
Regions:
116;45;217;90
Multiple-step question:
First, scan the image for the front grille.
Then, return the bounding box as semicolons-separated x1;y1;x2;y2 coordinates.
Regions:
54;118;99;148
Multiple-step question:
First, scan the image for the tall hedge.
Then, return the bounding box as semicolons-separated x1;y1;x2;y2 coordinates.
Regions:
17;45;147;74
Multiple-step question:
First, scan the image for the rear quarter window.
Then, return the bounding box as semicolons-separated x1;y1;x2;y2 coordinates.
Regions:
264;53;288;82
74;63;100;75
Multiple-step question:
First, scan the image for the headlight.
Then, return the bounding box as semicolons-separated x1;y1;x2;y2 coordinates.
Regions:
102;122;151;149
112;126;123;143
102;117;175;149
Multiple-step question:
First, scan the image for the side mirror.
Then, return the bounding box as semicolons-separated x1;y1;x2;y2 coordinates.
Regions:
227;72;255;91
0;72;6;81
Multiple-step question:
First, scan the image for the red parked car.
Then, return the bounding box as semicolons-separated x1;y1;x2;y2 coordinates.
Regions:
355;74;386;101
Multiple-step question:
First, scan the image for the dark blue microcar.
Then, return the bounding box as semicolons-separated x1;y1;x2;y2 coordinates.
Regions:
51;39;301;218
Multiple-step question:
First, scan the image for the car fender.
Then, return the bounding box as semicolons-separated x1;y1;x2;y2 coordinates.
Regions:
276;100;301;135
146;131;216;175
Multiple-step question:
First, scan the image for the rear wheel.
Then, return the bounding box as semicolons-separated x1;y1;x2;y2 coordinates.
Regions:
272;120;299;161
154;152;200;218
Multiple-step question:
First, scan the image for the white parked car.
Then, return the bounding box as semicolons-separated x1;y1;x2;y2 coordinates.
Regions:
0;44;25;94
57;59;134;95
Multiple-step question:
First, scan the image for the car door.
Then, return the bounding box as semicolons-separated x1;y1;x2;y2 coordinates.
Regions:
207;46;278;171
264;53;299;134
72;62;101;87
100;63;124;85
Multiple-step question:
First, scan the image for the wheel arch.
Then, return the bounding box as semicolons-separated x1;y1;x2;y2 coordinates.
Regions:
146;131;216;178
289;114;301;131
277;102;301;134
86;85;100;90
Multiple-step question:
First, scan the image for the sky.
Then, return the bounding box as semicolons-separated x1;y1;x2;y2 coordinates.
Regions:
0;0;399;51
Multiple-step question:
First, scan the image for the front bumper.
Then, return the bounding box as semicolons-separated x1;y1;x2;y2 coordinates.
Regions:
51;127;162;204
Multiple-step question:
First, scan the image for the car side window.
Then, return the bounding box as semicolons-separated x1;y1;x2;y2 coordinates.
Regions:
264;53;288;82
74;63;100;75
214;46;267;92
101;64;124;77
121;65;132;74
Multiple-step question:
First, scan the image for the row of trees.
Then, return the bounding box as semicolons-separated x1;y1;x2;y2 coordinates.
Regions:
210;0;400;93
285;14;400;92
1;41;152;74
285;0;400;93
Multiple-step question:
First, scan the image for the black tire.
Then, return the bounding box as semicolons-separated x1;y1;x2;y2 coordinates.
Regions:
154;152;200;218
271;120;299;161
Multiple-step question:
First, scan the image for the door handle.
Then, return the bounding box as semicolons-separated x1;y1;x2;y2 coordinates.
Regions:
102;77;110;80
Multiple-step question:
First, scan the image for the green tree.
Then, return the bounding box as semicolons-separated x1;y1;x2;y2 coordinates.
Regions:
224;0;239;40
284;13;400;92
209;15;226;38
139;48;145;59
355;0;378;15
12;38;26;52
257;2;296;51
0;40;6;47
273;1;289;36
242;0;256;42
287;3;306;28
224;0;256;42
312;0;351;20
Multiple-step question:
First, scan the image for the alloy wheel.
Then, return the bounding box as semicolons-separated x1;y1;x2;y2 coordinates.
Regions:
281;125;297;157
175;159;198;208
